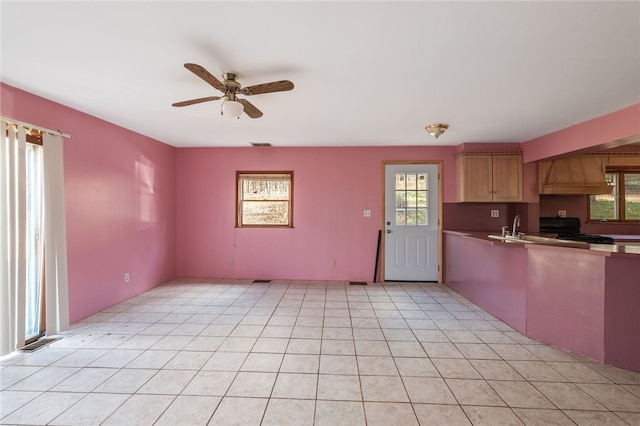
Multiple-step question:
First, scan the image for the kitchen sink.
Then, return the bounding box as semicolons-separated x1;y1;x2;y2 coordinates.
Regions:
488;234;589;246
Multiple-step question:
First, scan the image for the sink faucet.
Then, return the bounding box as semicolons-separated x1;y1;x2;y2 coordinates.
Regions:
512;214;520;238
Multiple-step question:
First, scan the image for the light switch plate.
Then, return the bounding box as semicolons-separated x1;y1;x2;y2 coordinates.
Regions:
491;210;499;218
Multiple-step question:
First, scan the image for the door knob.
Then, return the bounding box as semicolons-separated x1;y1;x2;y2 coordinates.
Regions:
386;230;391;233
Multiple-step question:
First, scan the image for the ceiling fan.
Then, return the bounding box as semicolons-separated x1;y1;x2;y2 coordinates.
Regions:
172;63;294;119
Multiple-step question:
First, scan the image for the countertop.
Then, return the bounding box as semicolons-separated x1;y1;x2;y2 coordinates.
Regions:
443;230;640;257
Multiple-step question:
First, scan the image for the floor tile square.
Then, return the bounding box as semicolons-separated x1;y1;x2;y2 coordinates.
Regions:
227;371;277;397
455;343;501;360
201;351;247;371
262;398;315;426
489;380;555;409
532;382;606;410
563;410;630;426
1;391;84;425
317;374;362;401
315;400;365;426
462;406;524;426
361;375;409;402
207;396;269;426
413;403;471;425
8;366;79;391
281;354;320;373
357;356;398;376
51;367;118;392
364;402;418;426
181;370;236;396
287;338;322;354
241;352;284;372
577;383;640;412
321;339;355;355
154;395;221;426
49;393;129;425
103;394;175;426
353;328;385;340
402;376;457;404
319;354;359;375
271;372;318;399
512;408;576;425
432;358;482;379
138;369;196;395
446;378;507;406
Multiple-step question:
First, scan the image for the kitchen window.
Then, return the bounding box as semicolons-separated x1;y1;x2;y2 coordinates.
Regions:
589;171;640;222
236;171;293;227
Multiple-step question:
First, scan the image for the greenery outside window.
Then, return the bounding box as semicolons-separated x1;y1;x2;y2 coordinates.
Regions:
236;171;293;227
589;170;640;222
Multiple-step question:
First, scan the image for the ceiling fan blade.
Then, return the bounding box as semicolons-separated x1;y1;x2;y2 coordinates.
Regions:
172;96;222;107
238;99;263;118
242;80;294;96
184;63;226;92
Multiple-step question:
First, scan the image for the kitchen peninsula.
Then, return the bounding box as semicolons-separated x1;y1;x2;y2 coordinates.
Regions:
443;230;640;372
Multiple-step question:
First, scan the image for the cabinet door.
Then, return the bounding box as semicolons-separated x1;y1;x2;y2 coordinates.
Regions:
492;155;523;202
458;155;493;202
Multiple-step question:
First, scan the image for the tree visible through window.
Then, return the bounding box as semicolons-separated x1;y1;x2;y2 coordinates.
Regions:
589;171;640;221
236;171;293;227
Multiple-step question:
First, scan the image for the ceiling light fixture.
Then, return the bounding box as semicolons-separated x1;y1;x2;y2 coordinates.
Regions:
222;100;244;119
425;123;449;139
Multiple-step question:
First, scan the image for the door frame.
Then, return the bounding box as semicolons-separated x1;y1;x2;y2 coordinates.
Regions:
381;160;443;283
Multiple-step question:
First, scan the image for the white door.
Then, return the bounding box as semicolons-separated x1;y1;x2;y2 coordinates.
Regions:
384;164;439;281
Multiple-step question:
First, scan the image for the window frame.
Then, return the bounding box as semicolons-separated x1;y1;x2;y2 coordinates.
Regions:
588;167;640;223
236;171;294;228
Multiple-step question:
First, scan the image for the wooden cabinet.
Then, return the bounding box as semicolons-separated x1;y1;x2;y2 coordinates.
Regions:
456;153;523;202
606;155;640;166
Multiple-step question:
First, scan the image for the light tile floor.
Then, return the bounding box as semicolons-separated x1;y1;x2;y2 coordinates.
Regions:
2;279;640;425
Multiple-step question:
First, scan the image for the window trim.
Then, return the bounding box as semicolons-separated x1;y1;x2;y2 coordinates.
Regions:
236;171;294;228
588;168;640;223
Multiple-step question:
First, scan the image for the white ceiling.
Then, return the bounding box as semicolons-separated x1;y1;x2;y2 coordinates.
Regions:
1;1;639;148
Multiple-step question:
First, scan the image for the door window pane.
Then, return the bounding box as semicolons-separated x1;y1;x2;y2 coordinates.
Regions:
394;172;429;226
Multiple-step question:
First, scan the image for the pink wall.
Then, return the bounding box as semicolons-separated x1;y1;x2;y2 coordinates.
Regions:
176;146;458;281
1;84;177;322
522;103;640;163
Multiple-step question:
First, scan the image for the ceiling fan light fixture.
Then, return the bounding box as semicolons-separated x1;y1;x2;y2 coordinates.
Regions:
425;123;449;139
222;100;244;119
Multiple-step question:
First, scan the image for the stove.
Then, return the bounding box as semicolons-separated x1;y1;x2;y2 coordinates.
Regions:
539;217;614;244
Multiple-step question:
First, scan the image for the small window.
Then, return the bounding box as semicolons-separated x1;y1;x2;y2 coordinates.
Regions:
589;171;640;222
236;171;293;227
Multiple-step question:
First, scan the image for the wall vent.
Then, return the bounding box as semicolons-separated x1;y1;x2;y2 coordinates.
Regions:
20;337;61;352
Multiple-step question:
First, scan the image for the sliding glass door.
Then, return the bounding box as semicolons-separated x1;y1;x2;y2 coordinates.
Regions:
25;142;45;341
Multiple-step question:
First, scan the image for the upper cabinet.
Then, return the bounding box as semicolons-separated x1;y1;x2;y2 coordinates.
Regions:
456;153;523;202
538;155;611;195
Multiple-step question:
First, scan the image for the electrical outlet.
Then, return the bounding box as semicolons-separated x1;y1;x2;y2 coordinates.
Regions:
228;258;233;266
330;259;336;267
363;210;371;217
124;273;130;283
491;210;500;218
558;210;567;217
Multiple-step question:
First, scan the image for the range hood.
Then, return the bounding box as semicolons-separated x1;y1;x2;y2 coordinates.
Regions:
539;156;613;195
